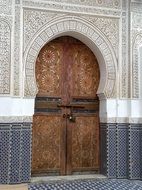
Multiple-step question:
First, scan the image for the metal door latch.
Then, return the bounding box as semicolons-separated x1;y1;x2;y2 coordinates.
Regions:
68;114;76;122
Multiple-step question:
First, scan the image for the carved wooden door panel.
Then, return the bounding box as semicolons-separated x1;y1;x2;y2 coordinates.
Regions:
32;36;100;176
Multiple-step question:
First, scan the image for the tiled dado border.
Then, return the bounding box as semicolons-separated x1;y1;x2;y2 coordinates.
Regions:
0;122;32;184
101;123;142;179
0;121;142;184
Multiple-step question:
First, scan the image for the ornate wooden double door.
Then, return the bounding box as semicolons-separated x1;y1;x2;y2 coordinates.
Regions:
32;36;100;176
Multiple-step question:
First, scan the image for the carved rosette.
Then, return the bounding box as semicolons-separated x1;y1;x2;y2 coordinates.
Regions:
36;44;61;96
74;47;100;96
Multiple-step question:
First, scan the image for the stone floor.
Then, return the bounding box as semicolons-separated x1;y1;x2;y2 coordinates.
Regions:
29;178;142;190
1;176;142;190
0;184;28;190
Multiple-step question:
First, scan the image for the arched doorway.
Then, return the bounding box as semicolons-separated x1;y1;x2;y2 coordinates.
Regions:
32;36;100;176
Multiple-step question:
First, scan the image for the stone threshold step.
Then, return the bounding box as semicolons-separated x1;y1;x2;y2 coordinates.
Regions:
31;174;107;183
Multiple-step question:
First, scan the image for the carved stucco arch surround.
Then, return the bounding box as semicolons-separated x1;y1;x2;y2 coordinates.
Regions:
24;16;117;98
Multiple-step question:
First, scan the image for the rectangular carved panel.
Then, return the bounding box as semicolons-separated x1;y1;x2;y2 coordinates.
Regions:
71;116;99;172
32;115;62;174
0;21;11;94
72;45;100;97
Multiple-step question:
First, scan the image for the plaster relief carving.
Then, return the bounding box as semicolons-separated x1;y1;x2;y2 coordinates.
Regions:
132;33;142;98
131;2;142;13
23;1;121;17
24;10;64;50
24;16;117;98
0;0;12;15
131;12;142;98
121;14;128;98
82;16;119;58
0;20;11;94
23;0;121;9
24;9;119;58
121;1;131;99
13;5;21;96
132;13;142;29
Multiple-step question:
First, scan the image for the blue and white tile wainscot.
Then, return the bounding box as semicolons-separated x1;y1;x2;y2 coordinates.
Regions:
0;122;32;184
0;122;142;184
100;123;142;179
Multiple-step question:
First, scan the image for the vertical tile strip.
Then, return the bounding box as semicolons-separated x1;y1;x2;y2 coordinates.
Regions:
9;124;21;183
129;124;141;179
20;123;32;183
140;125;142;179
100;123;107;175
107;124;117;178
0;125;11;184
117;124;129;178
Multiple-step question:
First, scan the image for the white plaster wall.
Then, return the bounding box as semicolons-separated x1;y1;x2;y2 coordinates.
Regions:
131;100;142;117
0;97;35;116
0;97;141;123
100;99;142;122
109;99;142;118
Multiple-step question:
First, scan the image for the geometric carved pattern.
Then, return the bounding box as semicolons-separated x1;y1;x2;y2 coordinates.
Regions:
24;16;117;98
23;1;121;17
32;116;61;174
0;20;11;94
121;13;127;98
0;0;12;15
73;46;100;96
36;36;100;97
0;123;32;184
13;4;21;96
121;5;130;98
36;43;61;96
23;9;62;50
132;34;142;98
82;16;119;58
72;116;99;170
36;0;121;9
